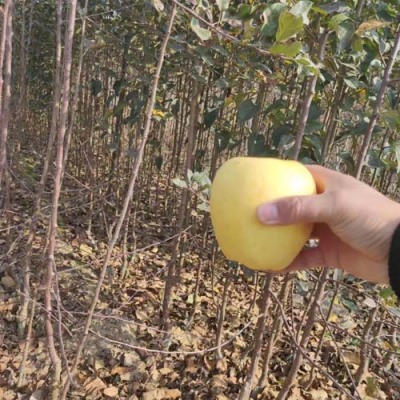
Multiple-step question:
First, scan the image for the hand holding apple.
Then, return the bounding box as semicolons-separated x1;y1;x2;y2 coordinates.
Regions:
211;158;400;285
256;164;400;284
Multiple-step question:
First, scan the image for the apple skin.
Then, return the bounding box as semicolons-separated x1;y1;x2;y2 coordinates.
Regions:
210;157;316;271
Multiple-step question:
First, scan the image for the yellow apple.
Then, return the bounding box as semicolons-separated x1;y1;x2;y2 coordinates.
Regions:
210;157;316;271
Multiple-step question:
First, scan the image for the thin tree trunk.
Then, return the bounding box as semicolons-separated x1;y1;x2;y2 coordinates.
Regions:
0;0;13;192
321;78;345;161
293;30;329;160
61;0;89;178
215;268;232;360
238;275;273;400
17;288;37;387
355;24;400;179
44;1;78;397
355;306;379;384
0;0;10;115
258;275;291;387
60;5;177;398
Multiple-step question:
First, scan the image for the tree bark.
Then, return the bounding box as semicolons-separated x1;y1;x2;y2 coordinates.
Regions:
0;0;13;192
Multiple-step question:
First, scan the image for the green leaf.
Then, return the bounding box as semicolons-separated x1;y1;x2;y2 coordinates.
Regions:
270;41;302;57
295;55;319;76
328;14;349;31
172;178;188;189
90;79;102;97
278;134;295;152
338;152;355;175
192;170;210;186
215;129;231;153
305;120;323;134
216;0;230;12
344;77;362;90
381;110;400;130
203;108;219;129
367;149;385;169
276;11;304;42
271;125;292;148
247;133;265;156
261;3;286;38
290;1;312;24
342;298;357;312
379;287;394;299
237;4;252;19
318;2;350;14
237;99;260;124
155;156;163;171
336;21;355;51
191;18;211;41
304;135;323;161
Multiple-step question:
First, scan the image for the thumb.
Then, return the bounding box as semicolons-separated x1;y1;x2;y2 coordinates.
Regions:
257;194;332;225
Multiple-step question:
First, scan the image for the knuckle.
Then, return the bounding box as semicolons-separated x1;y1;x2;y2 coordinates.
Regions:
280;196;303;222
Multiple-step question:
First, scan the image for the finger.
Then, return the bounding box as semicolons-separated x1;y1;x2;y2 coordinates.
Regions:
257;192;334;225
305;164;332;194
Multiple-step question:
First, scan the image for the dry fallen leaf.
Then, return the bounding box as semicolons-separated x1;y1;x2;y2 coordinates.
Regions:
342;350;361;366
123;352;141;366
216;358;228;373
309;389;329;400
103;386;119;398
211;374;228;392
84;377;107;394
159;367;173;375
0;298;18;312
363;297;377;308
29;389;45;400
111;365;133;381
1;276;15;289
142;388;181;400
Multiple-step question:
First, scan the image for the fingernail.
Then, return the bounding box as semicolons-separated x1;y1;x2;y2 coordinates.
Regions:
257;203;279;224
